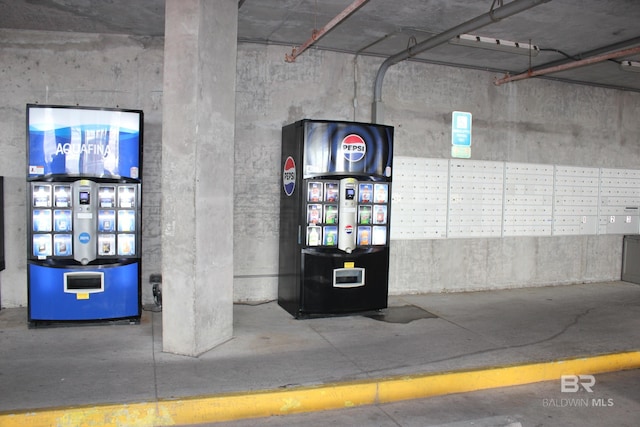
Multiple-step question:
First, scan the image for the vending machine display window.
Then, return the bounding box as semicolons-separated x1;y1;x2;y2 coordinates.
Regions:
33;210;52;232
323;226;338;246
372;226;387;245
304;180;342;248
325;183;339;202
54;185;71;207
307;226;321;246
33;234;52;257
118;234;136;256
302;178;389;250
53;210;72;232
324;205;338;224
358;205;372;225
373;205;387;224
117;210;136;232
33;185;51;207
99;186;116;208
98;210;116;232
53;234;72;256
93;183;139;258
357;226;371;246
308;182;323;202
374;183;388;203
359;183;373;203
119;186;136;208
307;204;322;225
99;234;116;256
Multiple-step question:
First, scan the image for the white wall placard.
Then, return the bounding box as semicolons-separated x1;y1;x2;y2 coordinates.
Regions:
391;157;448;239
503;163;554;236
553;166;599;235
448;159;504;238
599;168;640;234
390;158;640;240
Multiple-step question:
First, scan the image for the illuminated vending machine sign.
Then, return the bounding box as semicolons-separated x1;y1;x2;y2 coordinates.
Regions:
26;104;143;324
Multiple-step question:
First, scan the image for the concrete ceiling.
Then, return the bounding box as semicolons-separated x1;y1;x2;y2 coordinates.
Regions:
2;0;640;92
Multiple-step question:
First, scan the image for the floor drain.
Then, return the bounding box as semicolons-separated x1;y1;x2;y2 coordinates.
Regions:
365;305;437;324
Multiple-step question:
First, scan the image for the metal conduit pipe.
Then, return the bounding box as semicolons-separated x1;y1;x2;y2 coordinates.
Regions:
494;45;640;85
371;0;551;124
499;36;640;84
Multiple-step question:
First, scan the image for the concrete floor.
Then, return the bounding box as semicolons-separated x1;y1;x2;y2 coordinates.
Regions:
1;281;639;426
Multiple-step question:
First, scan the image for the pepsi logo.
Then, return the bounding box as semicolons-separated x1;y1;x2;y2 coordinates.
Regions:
341;134;366;163
79;232;91;244
345;224;353;235
283;156;296;196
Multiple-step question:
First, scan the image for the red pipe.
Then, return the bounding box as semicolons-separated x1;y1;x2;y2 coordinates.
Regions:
285;0;369;62
494;45;640;85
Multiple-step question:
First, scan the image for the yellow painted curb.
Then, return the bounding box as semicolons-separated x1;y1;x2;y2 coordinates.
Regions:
1;350;639;427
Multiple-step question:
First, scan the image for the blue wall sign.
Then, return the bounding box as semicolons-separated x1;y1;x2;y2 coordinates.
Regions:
452;111;472;147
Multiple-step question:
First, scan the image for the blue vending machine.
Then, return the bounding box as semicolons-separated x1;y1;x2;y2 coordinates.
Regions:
26;104;143;325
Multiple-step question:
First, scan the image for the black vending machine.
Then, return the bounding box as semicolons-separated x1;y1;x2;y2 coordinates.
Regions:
278;119;393;318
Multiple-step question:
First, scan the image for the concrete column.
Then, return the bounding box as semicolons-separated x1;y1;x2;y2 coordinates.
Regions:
161;0;237;356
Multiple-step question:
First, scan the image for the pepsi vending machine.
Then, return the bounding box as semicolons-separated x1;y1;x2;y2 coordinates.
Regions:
278;119;393;318
26;104;143;325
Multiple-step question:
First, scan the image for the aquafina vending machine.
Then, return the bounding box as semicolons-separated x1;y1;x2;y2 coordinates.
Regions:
26;104;143;325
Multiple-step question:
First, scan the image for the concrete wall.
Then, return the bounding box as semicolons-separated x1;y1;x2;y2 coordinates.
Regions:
232;43;640;300
1;29;639;308
377;59;640;293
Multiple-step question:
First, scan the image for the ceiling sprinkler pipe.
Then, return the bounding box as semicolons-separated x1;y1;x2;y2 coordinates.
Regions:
285;0;370;62
494;45;640;85
371;0;551;123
